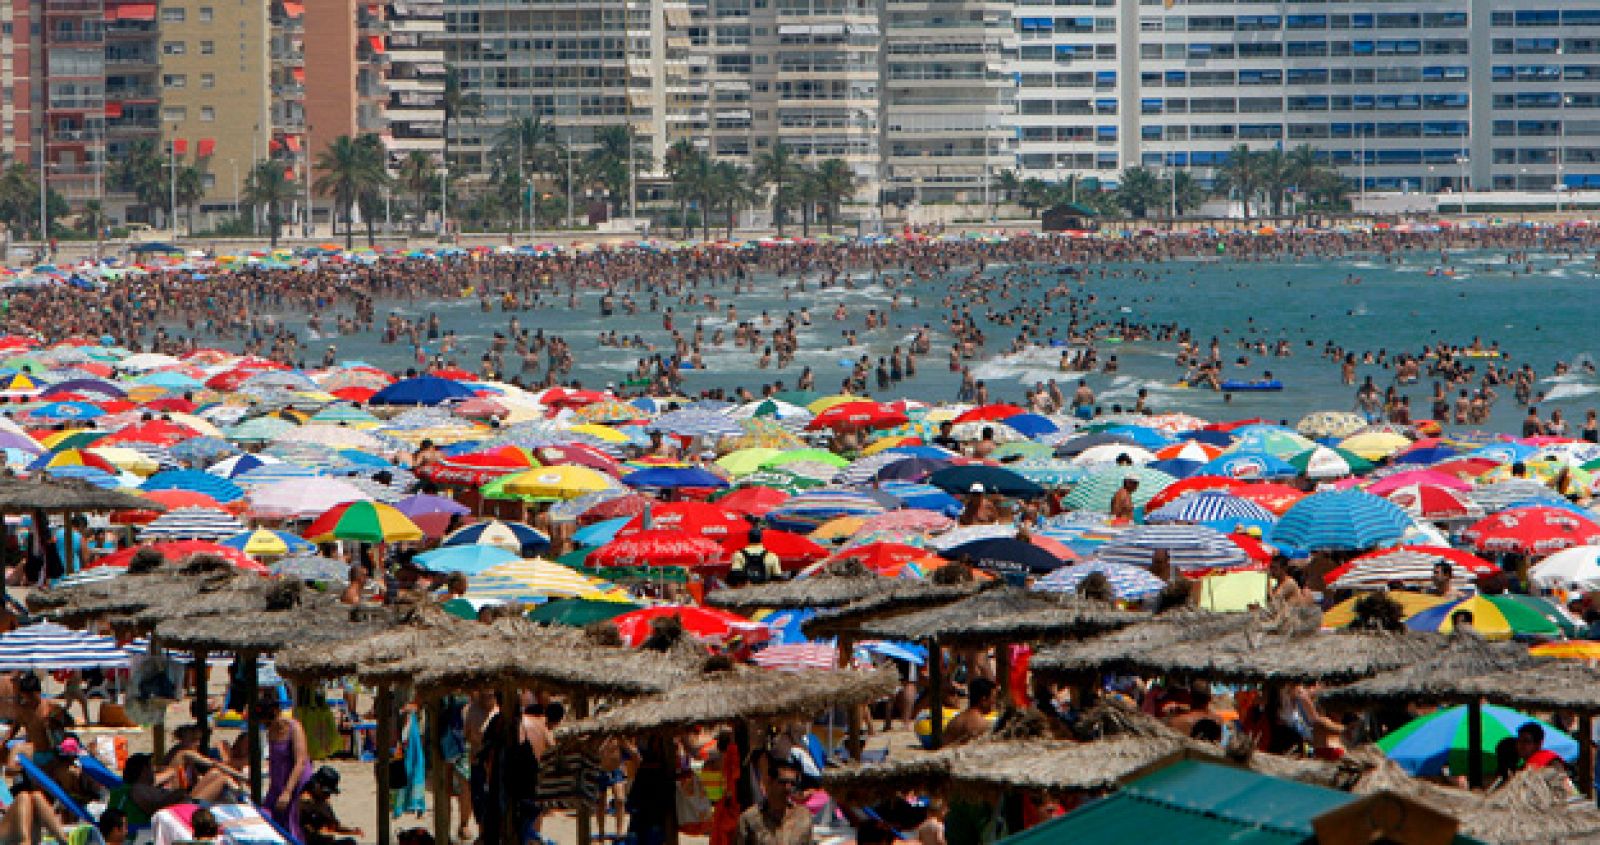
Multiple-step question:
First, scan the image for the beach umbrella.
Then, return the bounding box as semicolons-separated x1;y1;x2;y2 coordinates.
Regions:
1071;444;1156;468
500;465;618;500
927;465;1044;499
138;506;247;540
1144;491;1277;531
1471;479;1563;512
1323;545;1497;592
622;466;729;490
1393;445;1465;466
414;544;522;575
877;482;961;516
1008;459;1088;488
1033;561;1166;600
1095;524;1250;573
0;622;130;670
1287;446;1373;479
92;540;265;572
573;517;629;548
1296;411;1367;439
1055;433;1143;458
168;436;240;464
369;375;477;406
618;502;748;546
648;409;742;439
712;486;790;517
1269;490;1411;551
750;643;839;672
141;469;245;503
28;448;118;474
441;520;550;556
1378;704;1576;777
1462;506;1600;555
1000;414;1059;438
587;531;725;568
246;477;369;519
1339;431;1414;461
29;401;104;421
611;605;768;647
953;403;1025;424
765;489;891;532
219;529;315;557
944;537;1066;576
525;597;642;627
726;418;805;450
1322;592;1447;629
731;398;813;423
763;448;850;470
807;402;908;431
571;400;650;424
269;555;350;584
392;493;471;536
1404;594;1576;640
471;559;622;600
1060;466;1176;513
829;542;929;574
1382;484;1483;521
1365;470;1472;496
1226;425;1316;458
718;448;785;477
1530;545;1600;592
207;453;281;480
112;489;229;525
305;500;424;544
1153;441;1223;464
1196;450;1298;480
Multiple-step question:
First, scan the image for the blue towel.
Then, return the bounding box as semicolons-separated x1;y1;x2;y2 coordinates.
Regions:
393;712;427;817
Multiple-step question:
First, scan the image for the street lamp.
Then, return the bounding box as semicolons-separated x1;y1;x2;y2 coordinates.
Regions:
1456;153;1469;215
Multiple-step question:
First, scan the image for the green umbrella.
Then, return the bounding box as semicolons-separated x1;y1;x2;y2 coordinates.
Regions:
441;597;479;620
773;390;822;407
763;448;850;469
1286;446;1374;479
525;597;642;627
1061;466;1175;512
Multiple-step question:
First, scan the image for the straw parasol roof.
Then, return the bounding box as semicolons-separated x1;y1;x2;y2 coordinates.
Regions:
0;476;160;513
556;660;899;741
1030;608;1253;679
152;589;392;653
857;588;1147;646
705;560;891;611
1352;754;1600;844
276;602;478;682
1118;607;1443;685
1449;659;1600;713
28;555;240;624
1319;630;1540;707
800;576;994;640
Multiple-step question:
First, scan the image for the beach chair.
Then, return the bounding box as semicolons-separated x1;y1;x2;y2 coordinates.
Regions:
17;754;94;824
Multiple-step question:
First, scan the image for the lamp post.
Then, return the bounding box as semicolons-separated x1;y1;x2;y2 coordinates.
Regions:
168;127;179;239
439;164;448;241
1457;153;1469;215
38;143;48;247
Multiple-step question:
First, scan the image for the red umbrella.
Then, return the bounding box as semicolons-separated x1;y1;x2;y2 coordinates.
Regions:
142;397;198;413
1204;418;1273;432
101;419;198;447
760;530;828;568
1227;532;1274;564
91;541;265;572
578;493;650;525
1463;506;1600;555
586;530;725;567
1382;484;1481;520
953;404;1026;424
535;444;622;476
111;490;230;525
611;605;769;647
1227;483;1307;516
1144;475;1238;511
1323;545;1499;586
331;387;378;403
619;502;750;548
1364;469;1472;495
1429;457;1503;479
830;542;929;573
541;387;611;408
455;397;509;419
96;400;138;414
429;367;477;381
807;402;909;431
417;447;538;487
714;486;790;517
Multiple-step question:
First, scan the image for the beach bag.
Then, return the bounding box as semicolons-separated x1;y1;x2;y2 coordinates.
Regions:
734;549;769;585
676;773;714;828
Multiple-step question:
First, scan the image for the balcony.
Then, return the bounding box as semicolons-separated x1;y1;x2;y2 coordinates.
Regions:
50;30;105;43
106;85;158;100
106;52;157;67
105;21;156;37
45;0;100;13
107;119;161;132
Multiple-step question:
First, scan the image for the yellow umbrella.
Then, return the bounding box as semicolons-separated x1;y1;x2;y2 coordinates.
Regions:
1322;592;1445;629
500;466;616;500
124;385;169;404
166;413;225;438
1529;641;1600;660
86;446;160;476
807;394;864;414
566;423;632;444
810;516;866;542
474;559;629;600
862;436;919;456
1337;431;1413;461
1196;571;1271;613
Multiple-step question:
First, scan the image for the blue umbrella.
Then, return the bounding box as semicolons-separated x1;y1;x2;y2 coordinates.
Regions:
219;530;316;556
1393;446;1462;466
878;481;961;516
760;608;818;645
886;446;959;460
169;436;240;464
1147;458;1204;479
414;544;522;575
648;409;742;438
573;516;631;547
622;466;729;489
39;378;124;398
369;376;477;406
855;640;926;665
43;466;120;488
927;465;1045;498
1000;413;1058;438
1196;450;1298;480
31;401;104;421
1468;443;1537;464
1146;491;1277;528
141;469;245;503
1100;425;1176;450
1378;704;1576;777
1095;525;1250;572
1269;490;1412;551
1178;429;1236;448
873;456;951;482
1033;561;1167;599
945;537;1067;576
442;520;551;556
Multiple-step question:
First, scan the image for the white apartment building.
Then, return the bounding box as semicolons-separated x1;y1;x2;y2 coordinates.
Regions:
1011;0;1600;193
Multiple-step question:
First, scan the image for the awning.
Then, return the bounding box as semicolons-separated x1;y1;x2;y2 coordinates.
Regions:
285;136;302;152
104;102;122;118
113;3;156;20
172;138;188;155
281;0;303;16
291;67;305;83
197;138;215;157
368;35;385;53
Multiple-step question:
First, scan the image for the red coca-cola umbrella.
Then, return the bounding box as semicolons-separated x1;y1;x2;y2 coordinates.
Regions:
713;486;790;517
577;493;650;525
1463;506;1600;555
534;444;622;476
829;542;927;574
1143;475;1238;511
586;530;725;568
618;502;751;548
953;403;1026;424
111;490;232;525
807;402;909;431
1227;483;1308;516
91;540;265;572
611;605;769;647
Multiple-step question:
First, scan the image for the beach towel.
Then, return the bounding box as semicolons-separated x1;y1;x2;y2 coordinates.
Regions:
392;712;427;818
153;804;288;845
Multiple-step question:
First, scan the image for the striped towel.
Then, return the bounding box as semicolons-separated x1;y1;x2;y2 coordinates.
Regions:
209;804;290;845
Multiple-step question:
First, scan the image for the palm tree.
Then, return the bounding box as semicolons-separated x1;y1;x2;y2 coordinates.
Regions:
396;151;436;233
663;139;700;238
1254;148;1289;217
1115;167;1162;218
1018;178;1053;216
80;199;107;257
996;169;1022;204
1215;144;1261;220
1284;144;1321;219
812;159;856;235
753;142;798;236
791;165;818;237
314;133;391;249
583;125;649;218
110;139;167;223
0;164;40;236
714;161;759;239
1168;170;1206;216
243;159;294;248
175;165;204;235
441;65;483;169
492;115;561;226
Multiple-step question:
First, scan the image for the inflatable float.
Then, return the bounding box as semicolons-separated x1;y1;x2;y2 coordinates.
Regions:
1220;380;1284;392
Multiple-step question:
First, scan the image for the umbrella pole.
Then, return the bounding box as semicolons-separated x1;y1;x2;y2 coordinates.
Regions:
498;683;520;845
928;637;944;750
192;648;210;752
840;635;863;761
426;697;452;845
376;685;395;845
150;635;167;762
0;514;10;618
574;695;591;845
62;511;73;576
994;644;1012;711
1467;698;1484;789
1582;712;1595;798
243;651;263;803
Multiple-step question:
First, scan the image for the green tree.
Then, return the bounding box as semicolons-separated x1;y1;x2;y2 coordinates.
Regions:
583;125;650;218
0;164;40;236
1255;147;1289;216
397;150;437;233
109;139;167;223
1115;167;1162;218
441;65;482;170
175;165;205;235
1168;170;1206;216
1018;178;1053;216
996;168;1021;204
243;159;294;248
812;158;857;235
664;139;702;239
1215;143;1261;220
753;142;798;236
493;115;562;227
791;165;819;237
714;161;760;239
80;199;107;256
314;134;391;249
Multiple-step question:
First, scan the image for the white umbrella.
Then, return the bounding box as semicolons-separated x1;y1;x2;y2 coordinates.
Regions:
247;478;370;519
0;622;130;670
1530;545;1600;592
140;507;248;540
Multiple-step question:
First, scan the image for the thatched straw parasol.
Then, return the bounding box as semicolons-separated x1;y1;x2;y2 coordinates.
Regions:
1353;755;1600;844
858;588;1146;646
705;560;891;612
799;573;994;641
276;601;476;682
556;660;900;742
1030;608;1254;679
1451;660;1600;714
0;477;162;611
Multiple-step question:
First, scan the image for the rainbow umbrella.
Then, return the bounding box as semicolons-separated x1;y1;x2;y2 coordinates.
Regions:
305;500;424;543
219;529;316;557
1403;594;1578;640
1378;704;1576;777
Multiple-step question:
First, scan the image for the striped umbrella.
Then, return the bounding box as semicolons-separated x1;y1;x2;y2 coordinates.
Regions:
305;501;424;544
1296;411;1367;439
467;559;623;601
1032;561;1166;599
139;506;248;540
751;642;839;672
441;520;553;556
269;555;351;583
648;409;743;439
765;489;891;532
1529;545;1600;592
0;622;130;670
1268;490;1412;551
1382;484;1483;521
1144;492;1277;530
1378;704;1576;777
1060;466;1176;513
1470;479;1563;512
219;529;316;557
141;469;245;503
416;544;522;574
207;453;283;480
1094;525;1250;572
1009;459;1089;488
1324;546;1496;591
1404;594;1577;640
247;477;369;519
1287;446;1373;479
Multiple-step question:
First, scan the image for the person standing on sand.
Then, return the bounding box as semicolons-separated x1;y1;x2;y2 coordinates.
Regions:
260;699;313;834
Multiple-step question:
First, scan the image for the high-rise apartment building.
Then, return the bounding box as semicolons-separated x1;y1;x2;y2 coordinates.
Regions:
1010;0;1600;194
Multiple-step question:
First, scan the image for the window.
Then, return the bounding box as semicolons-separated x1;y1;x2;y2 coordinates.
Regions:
162;73;186;88
198;6;212;21
199;106;214;121
200;73;214;88
161;106;186;121
202;174;215;189
160;7;185;22
161;41;185;55
199;40;214;55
